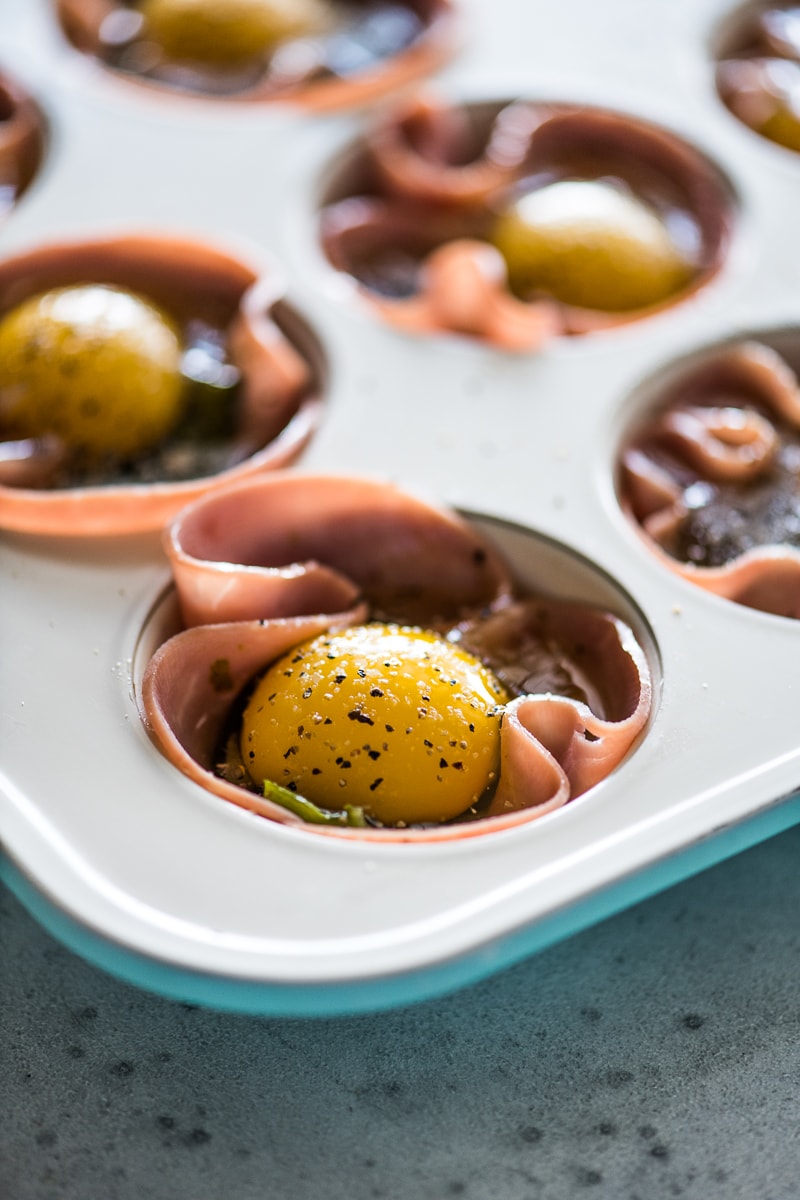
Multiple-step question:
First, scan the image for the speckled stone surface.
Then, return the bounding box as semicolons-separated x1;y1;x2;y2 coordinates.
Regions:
3;825;800;1200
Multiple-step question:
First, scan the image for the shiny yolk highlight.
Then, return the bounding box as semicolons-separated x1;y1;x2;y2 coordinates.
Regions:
139;0;329;66
490;180;693;312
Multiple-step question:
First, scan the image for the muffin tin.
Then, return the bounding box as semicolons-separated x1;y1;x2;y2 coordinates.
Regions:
4;0;800;1015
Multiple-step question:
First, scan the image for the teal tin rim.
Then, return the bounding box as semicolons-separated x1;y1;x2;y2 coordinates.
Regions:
4;791;800;1018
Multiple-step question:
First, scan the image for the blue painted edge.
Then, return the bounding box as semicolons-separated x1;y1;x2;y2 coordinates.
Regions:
4;793;800;1018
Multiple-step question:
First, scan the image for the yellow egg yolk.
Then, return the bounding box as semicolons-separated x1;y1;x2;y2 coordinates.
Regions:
490;180;694;312
0;284;184;460
240;624;509;825
140;0;329;66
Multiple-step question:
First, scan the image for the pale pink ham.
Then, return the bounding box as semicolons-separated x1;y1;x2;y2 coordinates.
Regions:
620;341;800;617
657;406;777;482
366;95;540;206
619;448;683;522
633;535;800;620
689;552;800;617
142;475;653;841
165;473;514;627
321;96;733;350
369;240;561;352
142;611;369;826
489;617;652;816
0;234;321;536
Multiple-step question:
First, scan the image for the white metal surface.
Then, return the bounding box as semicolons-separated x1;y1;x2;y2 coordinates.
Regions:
3;0;800;989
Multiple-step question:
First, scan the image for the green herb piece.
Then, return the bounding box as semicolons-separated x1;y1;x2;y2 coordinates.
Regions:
262;780;368;827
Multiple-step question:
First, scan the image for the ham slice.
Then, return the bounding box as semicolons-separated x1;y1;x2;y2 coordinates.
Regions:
142;475;652;841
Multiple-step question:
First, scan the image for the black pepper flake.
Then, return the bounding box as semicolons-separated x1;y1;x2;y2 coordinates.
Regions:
469;723;475;732
368;750;381;760
268;693;277;702
312;768;322;775
385;724;394;733
327;653;337;659
421;693;430;702
324;717;333;725
439;757;448;768
341;760;351;769
369;778;384;791
287;782;298;792
283;669;293;678
335;673;346;684
248;751;255;759
348;710;375;725
302;687;313;699
291;653;304;664
423;739;433;748
298;725;305;736
418;707;428;717
370;688;384;698
357;668;366;678
283;745;298;759
453;762;463;771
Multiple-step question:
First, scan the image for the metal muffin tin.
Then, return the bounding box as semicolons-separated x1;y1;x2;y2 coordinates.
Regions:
4;0;800;1015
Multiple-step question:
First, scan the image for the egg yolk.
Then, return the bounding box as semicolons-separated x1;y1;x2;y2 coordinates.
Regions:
0;284;184;460
240;624;509;825
139;0;329;66
757;105;800;151
490;180;694;312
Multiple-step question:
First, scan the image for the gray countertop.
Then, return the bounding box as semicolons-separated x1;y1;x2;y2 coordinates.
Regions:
3;825;800;1200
